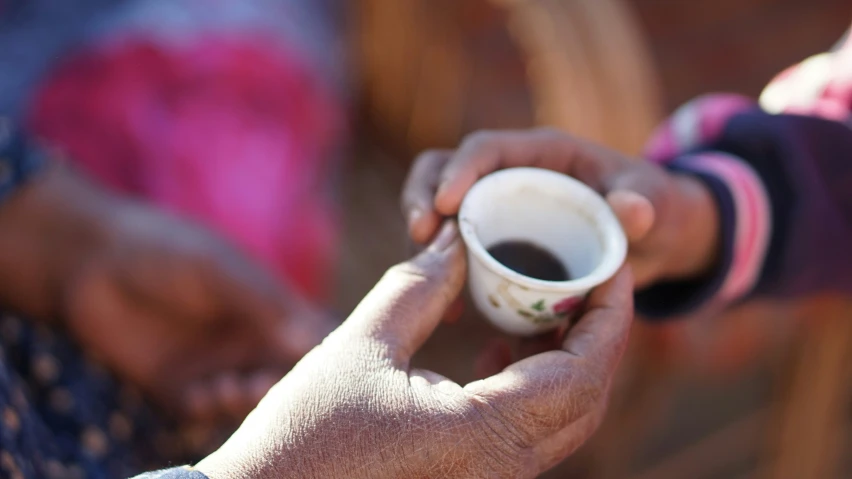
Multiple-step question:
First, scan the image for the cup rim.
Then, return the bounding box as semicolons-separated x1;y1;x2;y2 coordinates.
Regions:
459;167;627;293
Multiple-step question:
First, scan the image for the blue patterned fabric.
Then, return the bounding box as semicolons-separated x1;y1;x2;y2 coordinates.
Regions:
0;119;46;204
0;120;188;478
132;468;208;479
0;314;169;478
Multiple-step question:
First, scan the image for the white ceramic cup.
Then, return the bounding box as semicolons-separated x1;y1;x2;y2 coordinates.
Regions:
458;167;627;336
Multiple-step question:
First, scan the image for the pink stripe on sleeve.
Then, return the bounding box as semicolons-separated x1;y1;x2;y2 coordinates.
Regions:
644;94;756;164
678;153;772;302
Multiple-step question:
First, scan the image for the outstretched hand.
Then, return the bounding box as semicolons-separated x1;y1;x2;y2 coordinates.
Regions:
197;222;634;478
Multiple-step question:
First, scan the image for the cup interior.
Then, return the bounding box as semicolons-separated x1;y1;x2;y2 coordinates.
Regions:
459;167;626;291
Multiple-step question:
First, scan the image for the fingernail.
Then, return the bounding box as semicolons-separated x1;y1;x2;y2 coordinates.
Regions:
435;181;450;200
428;221;457;252
408;208;423;228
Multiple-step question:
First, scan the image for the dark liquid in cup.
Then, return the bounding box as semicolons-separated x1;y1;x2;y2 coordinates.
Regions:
486;241;571;281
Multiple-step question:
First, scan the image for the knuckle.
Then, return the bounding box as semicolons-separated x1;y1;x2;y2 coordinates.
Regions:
382;261;457;304
462;130;500;151
385;261;432;284
382;262;443;296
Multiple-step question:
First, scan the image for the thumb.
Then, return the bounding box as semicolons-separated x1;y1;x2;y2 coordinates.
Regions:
464;267;633;440
339;221;467;366
606;189;655;243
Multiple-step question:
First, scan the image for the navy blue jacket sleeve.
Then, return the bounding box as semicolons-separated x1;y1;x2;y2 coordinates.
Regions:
637;112;852;319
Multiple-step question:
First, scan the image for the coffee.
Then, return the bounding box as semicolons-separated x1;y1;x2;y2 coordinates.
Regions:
486;241;570;281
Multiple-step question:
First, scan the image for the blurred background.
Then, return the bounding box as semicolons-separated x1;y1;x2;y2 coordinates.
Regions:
10;0;852;477
340;1;852;478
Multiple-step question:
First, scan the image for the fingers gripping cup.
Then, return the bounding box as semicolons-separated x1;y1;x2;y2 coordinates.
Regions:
459;167;627;336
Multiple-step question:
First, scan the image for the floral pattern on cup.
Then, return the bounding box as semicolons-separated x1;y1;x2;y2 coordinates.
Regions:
516;297;582;325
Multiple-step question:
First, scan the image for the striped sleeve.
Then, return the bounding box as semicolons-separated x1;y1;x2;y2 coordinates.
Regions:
635;95;773;318
636;28;852;319
637;107;852;319
671;153;771;303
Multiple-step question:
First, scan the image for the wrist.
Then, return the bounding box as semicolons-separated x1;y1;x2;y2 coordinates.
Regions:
194;454;242;479
194;426;303;479
661;173;721;280
195;448;294;479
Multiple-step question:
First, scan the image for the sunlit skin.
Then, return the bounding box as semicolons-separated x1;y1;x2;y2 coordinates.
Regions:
196;222;635;479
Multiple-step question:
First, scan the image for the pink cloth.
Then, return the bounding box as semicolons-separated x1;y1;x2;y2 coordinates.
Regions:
29;36;344;300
